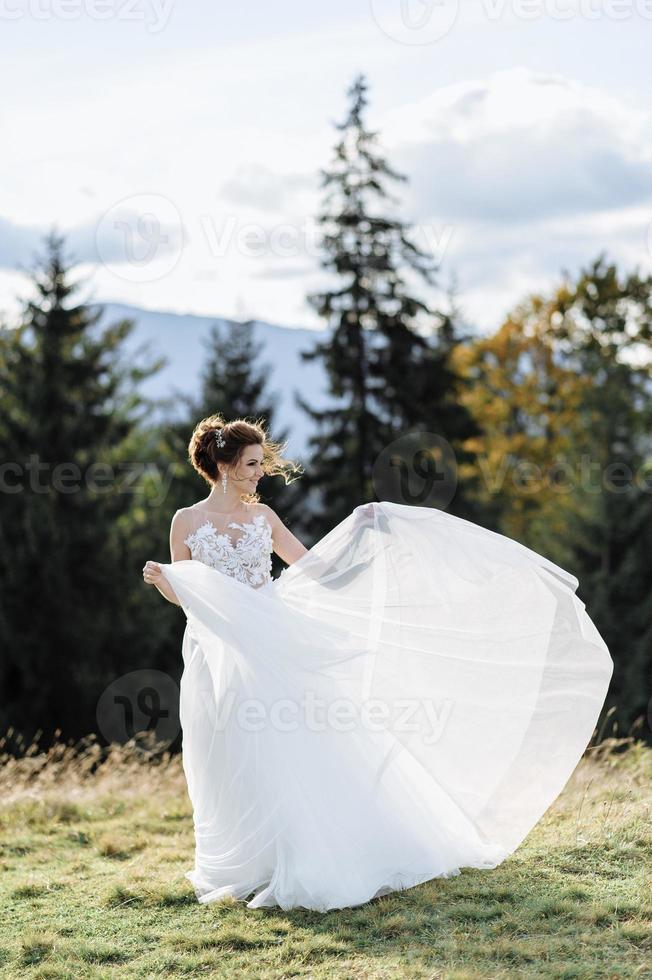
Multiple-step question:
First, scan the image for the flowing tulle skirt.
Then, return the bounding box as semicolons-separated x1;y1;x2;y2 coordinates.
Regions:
160;501;613;912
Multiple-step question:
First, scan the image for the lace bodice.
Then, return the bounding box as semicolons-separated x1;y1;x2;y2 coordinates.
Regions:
182;510;273;589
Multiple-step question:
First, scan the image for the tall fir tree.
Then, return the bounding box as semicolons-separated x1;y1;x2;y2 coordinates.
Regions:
162;319;300;573
553;256;652;738
0;232;165;746
199;319;280;427
297;73;482;540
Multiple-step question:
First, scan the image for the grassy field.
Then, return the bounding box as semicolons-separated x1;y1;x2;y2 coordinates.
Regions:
1;732;650;980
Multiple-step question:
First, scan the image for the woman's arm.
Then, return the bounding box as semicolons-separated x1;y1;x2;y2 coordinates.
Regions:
259;504;342;584
259;504;309;565
262;502;378;587
142;510;190;605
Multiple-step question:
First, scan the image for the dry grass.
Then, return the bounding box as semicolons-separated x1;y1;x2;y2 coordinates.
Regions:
1;729;651;979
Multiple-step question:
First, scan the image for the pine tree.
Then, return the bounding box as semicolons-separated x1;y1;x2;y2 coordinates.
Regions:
616;483;652;740
0;231;164;745
198;319;283;436
164;319;299;572
297;73;482;539
553;256;652;738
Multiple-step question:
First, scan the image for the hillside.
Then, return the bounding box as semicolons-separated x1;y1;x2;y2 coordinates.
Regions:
95;303;333;458
1;736;650;978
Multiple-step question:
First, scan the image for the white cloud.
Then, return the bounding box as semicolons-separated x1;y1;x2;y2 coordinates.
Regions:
1;58;651;334
219;165;315;213
381;67;652;223
372;68;652;328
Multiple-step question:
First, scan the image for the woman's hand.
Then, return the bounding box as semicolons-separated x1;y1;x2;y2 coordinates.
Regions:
143;560;164;586
143;560;181;606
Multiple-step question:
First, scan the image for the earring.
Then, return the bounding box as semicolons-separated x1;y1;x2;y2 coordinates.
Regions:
221;472;228;494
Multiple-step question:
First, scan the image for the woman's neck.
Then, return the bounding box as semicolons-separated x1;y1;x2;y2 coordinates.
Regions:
199;492;248;514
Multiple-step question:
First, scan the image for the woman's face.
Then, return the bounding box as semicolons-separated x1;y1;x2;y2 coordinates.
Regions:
228;443;265;492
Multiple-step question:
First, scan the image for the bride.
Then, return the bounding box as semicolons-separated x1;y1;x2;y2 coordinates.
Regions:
142;414;613;913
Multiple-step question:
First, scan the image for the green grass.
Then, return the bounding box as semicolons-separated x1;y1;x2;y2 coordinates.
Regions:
1;734;650;979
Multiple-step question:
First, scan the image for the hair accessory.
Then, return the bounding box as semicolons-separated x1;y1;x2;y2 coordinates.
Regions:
215;428;226;448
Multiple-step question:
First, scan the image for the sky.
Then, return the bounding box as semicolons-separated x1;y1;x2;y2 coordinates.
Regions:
1;0;652;333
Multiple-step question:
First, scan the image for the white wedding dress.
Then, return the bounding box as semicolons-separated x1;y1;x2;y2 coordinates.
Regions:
161;500;613;912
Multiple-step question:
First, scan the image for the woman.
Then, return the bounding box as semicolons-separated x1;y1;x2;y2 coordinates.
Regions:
143;414;613;913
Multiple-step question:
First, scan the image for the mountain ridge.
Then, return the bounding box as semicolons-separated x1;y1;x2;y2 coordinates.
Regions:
95;302;333;458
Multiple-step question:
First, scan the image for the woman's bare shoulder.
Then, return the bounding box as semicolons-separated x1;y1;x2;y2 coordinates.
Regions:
253;501;277;518
170;508;193;530
171;506;206;533
253;502;283;526
172;506;196;520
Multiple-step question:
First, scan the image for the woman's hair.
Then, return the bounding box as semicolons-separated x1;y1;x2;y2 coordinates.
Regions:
187;413;303;503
